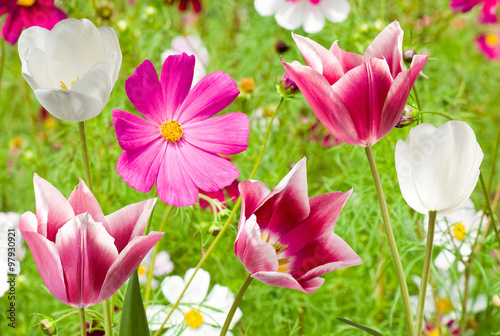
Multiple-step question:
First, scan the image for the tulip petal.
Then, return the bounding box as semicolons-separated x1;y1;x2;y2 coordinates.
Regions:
98;26;122;83
161;53;195;121
71;62;110;106
329;41;364;73
33;174;75;241
331;57;393;146
235;215;278;274
125;60;166;125
279;190;352;256
282;60;361;145
22;46;56;90
363;20;403;78
98;232;163;304
116;138;166;194
251;271;324;294
102;198;156;253
183;113;249;155
238;180;271;220
178;71;240;124
68;178;104;221
113;109;162;151
292;34;344;84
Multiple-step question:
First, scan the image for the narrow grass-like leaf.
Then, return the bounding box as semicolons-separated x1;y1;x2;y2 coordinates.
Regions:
119;270;149;336
336;317;384;336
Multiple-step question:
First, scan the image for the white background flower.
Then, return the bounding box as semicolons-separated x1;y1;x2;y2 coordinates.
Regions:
0;212;24;297
18;18;122;122
254;0;350;34
147;268;242;335
138;250;174;287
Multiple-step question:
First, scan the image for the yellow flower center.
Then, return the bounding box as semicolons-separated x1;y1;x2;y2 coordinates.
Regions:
452;222;466;240
428;329;440;336
161;120;183;142
437;297;453;314
60;77;80;90
486;33;499;47
137;264;148;276
17;0;35;7
184;309;203;329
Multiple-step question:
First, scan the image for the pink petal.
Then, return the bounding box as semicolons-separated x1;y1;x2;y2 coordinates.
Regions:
331;57;393;146
19;212;69;305
239;180;271;220
378;54;427;140
292;33;344;84
450;0;482;12
199;188;225;210
116;138;167;193
2;7;23;45
282;60;362;146
27;3;67;30
177;70;239;124
175;140;240;192
225;179;240;201
235;215;278;274
363;21;404;78
33;174;75;241
113;109;162;151
290;232;362;281
102;198;156;253
182;112;249;155
479;0;498;23
251;271;324;294
55;213;118;308
68;178;104;222
156;142;199;207
329;41;364;73
98;232;163;303
279;189;352;256
125;60;166;125
161;53;195;121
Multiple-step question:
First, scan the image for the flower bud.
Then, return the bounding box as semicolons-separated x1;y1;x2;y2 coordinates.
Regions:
395;106;418;128
40;318;57;335
403;48;417;63
275;41;290;53
208;224;221;236
278;66;300;98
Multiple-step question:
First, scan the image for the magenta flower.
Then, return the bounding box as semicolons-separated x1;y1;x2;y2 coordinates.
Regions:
199;179;240;212
476;32;500;59
282;21;428;147
113;53;249;207
234;158;362;294
450;0;499;23
166;0;202;13
0;0;66;45
18;174;163;308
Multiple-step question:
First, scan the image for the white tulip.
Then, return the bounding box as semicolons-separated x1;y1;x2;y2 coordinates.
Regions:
395;121;483;216
18;18;122;122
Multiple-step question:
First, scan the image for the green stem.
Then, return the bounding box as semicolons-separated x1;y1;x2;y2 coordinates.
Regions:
219;275;253;336
103;299;113;336
153;97;285;336
415;211;437;335
458;263;471;336
412;86;422;112
143;190;158;235
365;146;415;336
479;173;500;248
487;125;500;194
79;308;86;336
78;121;93;192
419;111;454;121
144;206;174;307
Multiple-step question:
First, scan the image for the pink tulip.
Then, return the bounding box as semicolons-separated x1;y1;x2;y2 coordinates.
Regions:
18;174;163;308
450;0;499;24
282;21;428;147
234;158;362;294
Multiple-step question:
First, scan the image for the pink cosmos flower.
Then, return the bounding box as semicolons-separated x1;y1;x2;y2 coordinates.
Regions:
113;53;249;207
282;21;428;147
234;157;362;294
450;0;499;24
18;174;163;308
476;32;500;59
0;0;66;45
199;179;240;212
166;0;202;13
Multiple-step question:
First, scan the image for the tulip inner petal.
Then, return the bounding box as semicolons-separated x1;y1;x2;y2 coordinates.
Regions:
60;77;80;90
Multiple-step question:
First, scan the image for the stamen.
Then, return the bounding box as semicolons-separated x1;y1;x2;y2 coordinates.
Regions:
17;0;36;7
161;120;184;142
184;309;203;329
452;222;466;240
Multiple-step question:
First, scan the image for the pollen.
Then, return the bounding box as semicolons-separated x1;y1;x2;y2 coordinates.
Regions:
436;297;453;314
486;33;499;47
60;77;80;90
17;0;36;7
137;264;148;276
452;222;466;240
184;309;203;329
161;120;184;142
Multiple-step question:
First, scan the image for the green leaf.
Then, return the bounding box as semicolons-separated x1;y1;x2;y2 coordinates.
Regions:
336;317;384;336
119;270;150;336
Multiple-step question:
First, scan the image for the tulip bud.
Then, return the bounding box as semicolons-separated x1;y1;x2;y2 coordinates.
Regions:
403;48;417;63
275;41;290;53
40;318;57;335
278;71;300;98
395;106;418;128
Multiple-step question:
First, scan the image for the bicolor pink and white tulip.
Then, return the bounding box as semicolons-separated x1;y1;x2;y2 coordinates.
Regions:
234;157;362;294
283;21;428;147
18;175;163;308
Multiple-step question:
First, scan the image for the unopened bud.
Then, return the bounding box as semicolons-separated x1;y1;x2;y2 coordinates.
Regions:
278;71;299;98
208;224;221;236
403;48;417;63
40;318;57;335
395;106;418;128
240;78;255;95
275;41;289;53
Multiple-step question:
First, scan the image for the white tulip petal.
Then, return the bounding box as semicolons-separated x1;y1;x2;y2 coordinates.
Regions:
71;62;110;104
18;26;50;64
98;26;122;83
320;0;350;23
23;47;55;90
254;0;284;16
34;89;104;122
302;5;325;34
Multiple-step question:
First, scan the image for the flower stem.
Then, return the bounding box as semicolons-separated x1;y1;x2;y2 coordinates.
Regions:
487;125;500;194
144;205;174;307
103;298;113;335
419;111;454;121
364;146;415;336
479;173;500;248
79;308;86;336
78;121;93;192
415;210;437;335
219;274;253;336
458;262;471;336
153;97;285;336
